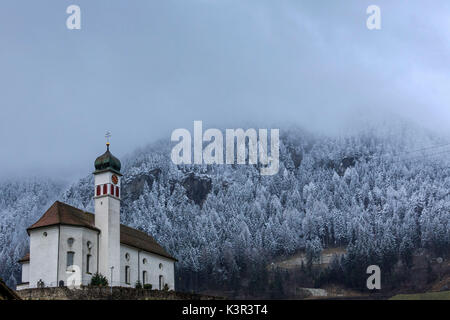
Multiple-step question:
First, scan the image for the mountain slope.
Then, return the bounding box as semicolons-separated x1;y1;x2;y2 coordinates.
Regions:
1;122;450;294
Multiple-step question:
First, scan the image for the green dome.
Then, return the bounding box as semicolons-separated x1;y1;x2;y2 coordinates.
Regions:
94;145;121;173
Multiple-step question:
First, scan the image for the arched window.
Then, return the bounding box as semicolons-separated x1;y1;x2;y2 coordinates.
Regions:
86;254;91;274
142;271;147;285
159;275;164;290
96;185;101;196
66;251;74;270
110;184;114;195
67;238;74;247
103;184;107;195
116;186;119;198
125;266;130;284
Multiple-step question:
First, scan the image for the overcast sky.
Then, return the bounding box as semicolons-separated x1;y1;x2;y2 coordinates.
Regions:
1;1;450;180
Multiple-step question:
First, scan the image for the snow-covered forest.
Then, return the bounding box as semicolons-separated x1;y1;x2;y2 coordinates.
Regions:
1;122;450;293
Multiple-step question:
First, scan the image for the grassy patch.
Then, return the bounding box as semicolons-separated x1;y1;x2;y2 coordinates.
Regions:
390;291;450;300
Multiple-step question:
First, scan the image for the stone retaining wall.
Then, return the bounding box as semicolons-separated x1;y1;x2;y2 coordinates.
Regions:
17;286;221;300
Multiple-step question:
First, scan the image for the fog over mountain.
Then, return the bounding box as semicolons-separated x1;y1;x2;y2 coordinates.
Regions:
1;1;450;179
1;121;449;294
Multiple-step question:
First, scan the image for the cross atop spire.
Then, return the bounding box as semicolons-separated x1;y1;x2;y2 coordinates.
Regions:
105;131;111;150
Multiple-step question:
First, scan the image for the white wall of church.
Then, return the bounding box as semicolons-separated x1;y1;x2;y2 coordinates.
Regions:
57;226;98;287
57;226;82;287
25;225;175;290
21;262;29;283
120;244;175;290
120;244;139;287
81;228;99;285
29;226;59;288
140;251;175;290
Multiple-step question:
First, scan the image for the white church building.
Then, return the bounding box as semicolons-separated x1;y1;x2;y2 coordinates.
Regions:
17;143;176;290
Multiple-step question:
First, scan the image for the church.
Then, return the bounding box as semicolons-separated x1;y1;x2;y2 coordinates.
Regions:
16;142;176;290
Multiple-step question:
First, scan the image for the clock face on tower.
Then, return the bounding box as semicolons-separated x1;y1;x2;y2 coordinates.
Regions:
111;175;119;185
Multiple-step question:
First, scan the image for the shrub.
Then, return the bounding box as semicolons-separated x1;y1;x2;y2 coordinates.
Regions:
90;272;108;287
143;284;152;290
135;280;142;289
163;283;169;291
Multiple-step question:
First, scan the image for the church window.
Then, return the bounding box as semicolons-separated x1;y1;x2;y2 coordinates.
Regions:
142;271;147;285
125;253;130;261
159;275;164;290
159;263;163;270
110;184;114;195
96;185;101;196
43;232;47;237
125;266;130;284
116;186;119;198
67;251;75;269
86;254;91;274
142;258;147;265
103;184;107;195
67;238;74;247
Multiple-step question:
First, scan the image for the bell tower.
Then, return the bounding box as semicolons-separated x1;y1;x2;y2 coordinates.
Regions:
93;133;122;285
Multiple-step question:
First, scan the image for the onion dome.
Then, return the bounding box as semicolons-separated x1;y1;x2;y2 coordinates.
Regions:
94;144;121;174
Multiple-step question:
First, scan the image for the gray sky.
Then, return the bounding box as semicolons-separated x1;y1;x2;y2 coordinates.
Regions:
1;1;450;180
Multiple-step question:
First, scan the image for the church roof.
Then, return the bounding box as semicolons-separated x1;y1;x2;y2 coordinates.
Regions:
0;279;21;300
27;201;100;234
18;253;29;263
120;225;176;261
26;201;176;261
